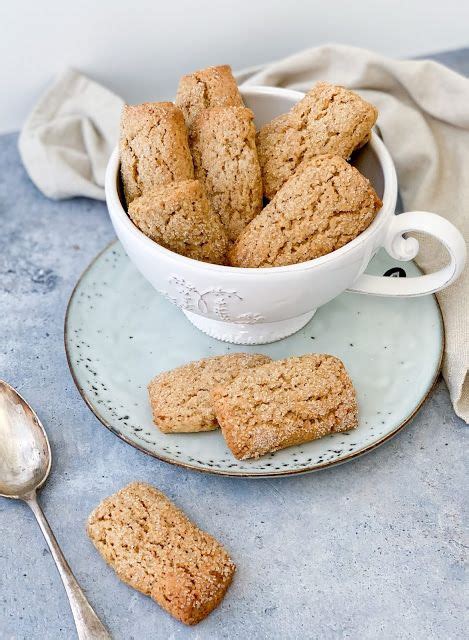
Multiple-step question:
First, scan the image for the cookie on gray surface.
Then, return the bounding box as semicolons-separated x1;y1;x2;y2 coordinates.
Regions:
148;353;272;433
257;82;378;199
120;102;193;204
175;64;244;132
191;106;263;242
229;154;381;268
128;180;228;264
87;482;235;625
212;354;358;460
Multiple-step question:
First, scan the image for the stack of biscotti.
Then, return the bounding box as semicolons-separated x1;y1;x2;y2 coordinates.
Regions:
228;83;381;267
120;64;263;263
148;352;358;460
120;98;228;264
120;65;248;264
120;65;381;268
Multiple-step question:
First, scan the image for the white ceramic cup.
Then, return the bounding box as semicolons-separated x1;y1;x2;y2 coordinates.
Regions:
106;86;466;345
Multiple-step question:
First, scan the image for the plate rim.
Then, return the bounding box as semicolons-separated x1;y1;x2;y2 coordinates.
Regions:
64;240;445;478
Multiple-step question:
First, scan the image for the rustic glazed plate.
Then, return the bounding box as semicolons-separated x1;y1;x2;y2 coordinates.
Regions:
65;241;443;477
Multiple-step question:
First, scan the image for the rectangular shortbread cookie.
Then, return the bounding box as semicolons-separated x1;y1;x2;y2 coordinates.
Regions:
128;180;228;264
87;482;235;625
257;82;378;199
191;106;263;242
148;353;271;433
229;155;381;268
175;64;244;131
120;102;194;204
212;354;358;459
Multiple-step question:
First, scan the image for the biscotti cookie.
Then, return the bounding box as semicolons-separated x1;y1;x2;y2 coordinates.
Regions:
229;155;381;268
255;113;302;201
191;106;263;242
120;102;194;204
212;354;358;460
128;180;228;264
176;65;244;132
87;482;235;625
257;82;378;199
148;353;271;433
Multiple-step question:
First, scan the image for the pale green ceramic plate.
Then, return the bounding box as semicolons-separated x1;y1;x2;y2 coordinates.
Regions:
65;241;443;477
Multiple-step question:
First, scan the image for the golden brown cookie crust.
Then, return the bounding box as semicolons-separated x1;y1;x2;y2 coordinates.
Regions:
120;102;194;204
87;482;235;625
175;65;244;132
257;82;378;199
191;106;263;242
229;154;382;268
148;353;272;433
212;354;358;460
128;180;228;264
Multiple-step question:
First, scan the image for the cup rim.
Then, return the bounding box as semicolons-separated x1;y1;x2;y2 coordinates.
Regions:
106;85;398;275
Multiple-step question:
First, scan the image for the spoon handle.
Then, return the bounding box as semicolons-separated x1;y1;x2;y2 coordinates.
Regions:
25;493;112;640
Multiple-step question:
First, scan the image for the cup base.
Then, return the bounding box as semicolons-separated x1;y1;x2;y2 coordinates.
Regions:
182;310;317;345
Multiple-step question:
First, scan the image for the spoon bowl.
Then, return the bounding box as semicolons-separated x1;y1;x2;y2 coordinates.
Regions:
0;380;51;498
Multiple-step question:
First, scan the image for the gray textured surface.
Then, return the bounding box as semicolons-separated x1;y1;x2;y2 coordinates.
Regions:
0;49;467;640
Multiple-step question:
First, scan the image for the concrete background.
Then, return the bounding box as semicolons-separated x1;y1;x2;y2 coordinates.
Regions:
0;45;467;640
2;0;469;133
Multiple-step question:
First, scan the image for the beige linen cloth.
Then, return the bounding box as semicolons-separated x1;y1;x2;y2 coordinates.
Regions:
19;68;123;200
19;46;468;420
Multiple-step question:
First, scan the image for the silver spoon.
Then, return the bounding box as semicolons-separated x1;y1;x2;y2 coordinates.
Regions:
0;380;111;639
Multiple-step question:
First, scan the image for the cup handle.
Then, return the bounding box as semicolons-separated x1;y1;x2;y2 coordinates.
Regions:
348;211;466;296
